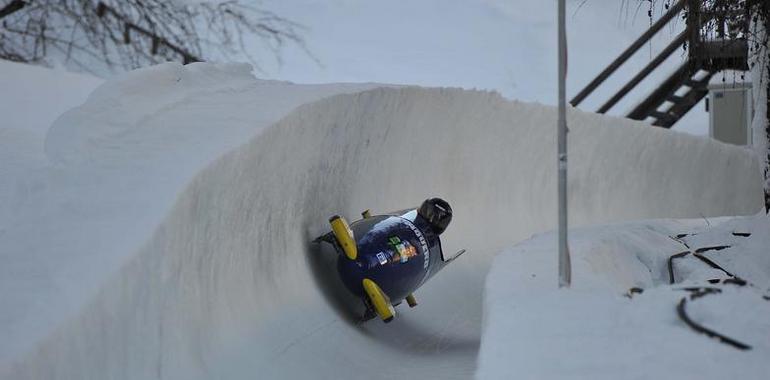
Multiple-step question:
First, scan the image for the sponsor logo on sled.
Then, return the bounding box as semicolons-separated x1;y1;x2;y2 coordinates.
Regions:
400;219;430;269
376;251;388;265
388;236;418;264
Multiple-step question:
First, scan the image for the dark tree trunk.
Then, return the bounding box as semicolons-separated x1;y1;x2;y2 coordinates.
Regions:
757;2;770;214
765;50;769;213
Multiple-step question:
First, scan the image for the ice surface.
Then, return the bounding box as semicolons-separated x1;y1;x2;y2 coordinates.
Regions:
3;74;761;379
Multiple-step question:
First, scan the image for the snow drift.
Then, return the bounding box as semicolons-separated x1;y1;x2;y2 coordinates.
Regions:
6;86;762;379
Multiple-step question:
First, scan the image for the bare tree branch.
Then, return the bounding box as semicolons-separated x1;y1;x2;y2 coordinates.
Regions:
0;0;312;73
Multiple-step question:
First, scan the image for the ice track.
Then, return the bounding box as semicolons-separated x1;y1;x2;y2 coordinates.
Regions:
7;86;762;379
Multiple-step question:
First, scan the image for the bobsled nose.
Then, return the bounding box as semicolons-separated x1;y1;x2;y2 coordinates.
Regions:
329;215;357;260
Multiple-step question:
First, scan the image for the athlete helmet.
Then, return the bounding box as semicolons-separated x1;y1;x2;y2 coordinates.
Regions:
418;197;452;235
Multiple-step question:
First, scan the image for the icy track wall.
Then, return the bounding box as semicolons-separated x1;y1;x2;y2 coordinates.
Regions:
9;87;762;380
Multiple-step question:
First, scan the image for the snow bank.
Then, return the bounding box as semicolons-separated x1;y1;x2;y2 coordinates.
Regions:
0;62;381;367
0;60;101;235
0;60;103;135
44;62;256;165
6;84;762;379
477;216;770;379
0;61;102;364
0;128;47;222
44;62;379;166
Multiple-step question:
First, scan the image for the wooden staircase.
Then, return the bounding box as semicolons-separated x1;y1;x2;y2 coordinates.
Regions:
628;62;715;128
571;0;749;129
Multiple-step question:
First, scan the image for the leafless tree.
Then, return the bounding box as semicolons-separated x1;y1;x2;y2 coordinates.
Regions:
746;1;770;213
0;0;313;74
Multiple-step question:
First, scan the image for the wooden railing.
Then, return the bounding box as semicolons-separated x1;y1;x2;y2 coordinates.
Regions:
570;0;749;128
570;0;686;108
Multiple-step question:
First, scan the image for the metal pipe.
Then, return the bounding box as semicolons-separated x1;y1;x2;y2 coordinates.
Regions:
558;0;571;288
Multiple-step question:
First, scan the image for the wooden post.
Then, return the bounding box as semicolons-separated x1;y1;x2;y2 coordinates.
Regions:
687;0;701;67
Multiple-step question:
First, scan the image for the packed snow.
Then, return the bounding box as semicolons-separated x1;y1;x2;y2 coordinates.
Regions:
0;61;102;229
0;60;103;136
1;61;762;379
477;215;770;379
0;61;381;368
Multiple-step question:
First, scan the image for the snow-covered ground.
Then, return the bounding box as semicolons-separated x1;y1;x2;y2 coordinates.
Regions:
477;215;770;379
1;60;762;379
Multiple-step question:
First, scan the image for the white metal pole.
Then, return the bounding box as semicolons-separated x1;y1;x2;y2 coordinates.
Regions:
557;0;571;287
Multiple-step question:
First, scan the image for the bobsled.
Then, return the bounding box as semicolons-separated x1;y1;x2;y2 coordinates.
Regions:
318;198;464;323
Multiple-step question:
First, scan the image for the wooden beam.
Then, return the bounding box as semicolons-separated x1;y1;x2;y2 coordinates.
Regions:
653;72;713;128
597;31;688;114
697;39;749;71
0;0;27;20
627;63;696;121
570;0;686;106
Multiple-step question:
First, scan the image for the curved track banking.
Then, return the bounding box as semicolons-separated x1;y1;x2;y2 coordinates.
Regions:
7;87;762;379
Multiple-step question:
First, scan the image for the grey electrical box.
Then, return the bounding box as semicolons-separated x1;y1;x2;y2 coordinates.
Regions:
708;83;753;146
